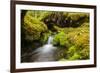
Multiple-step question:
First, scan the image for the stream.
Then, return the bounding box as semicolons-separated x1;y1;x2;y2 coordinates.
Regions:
21;36;65;62
30;36;58;62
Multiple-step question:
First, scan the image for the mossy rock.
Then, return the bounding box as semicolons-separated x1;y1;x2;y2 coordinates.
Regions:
67;12;89;21
22;11;48;41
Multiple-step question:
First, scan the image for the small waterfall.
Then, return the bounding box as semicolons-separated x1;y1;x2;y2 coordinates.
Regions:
31;36;57;62
47;36;53;44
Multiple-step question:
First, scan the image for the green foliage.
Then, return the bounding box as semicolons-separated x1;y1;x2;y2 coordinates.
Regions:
80;46;90;59
26;10;51;21
67;29;89;49
52;31;70;48
57;24;90;60
23;11;48;41
64;26;90;60
67;46;77;57
66;46;81;60
66;45;89;60
69;53;81;60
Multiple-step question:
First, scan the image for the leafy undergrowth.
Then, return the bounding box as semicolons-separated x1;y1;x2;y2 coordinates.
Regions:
52;23;90;60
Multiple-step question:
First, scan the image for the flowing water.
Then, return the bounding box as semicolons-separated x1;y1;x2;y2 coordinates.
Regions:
47;36;53;44
31;36;57;62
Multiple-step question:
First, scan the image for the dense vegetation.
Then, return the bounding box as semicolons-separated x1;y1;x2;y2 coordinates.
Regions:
21;10;90;62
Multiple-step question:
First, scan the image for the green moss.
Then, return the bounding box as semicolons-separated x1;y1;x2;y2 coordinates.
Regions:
23;11;48;41
52;31;70;48
69;53;81;60
67;12;89;21
67;46;77;55
80;46;90;59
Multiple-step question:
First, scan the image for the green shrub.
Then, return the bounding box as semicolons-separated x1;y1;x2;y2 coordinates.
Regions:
52;31;70;48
